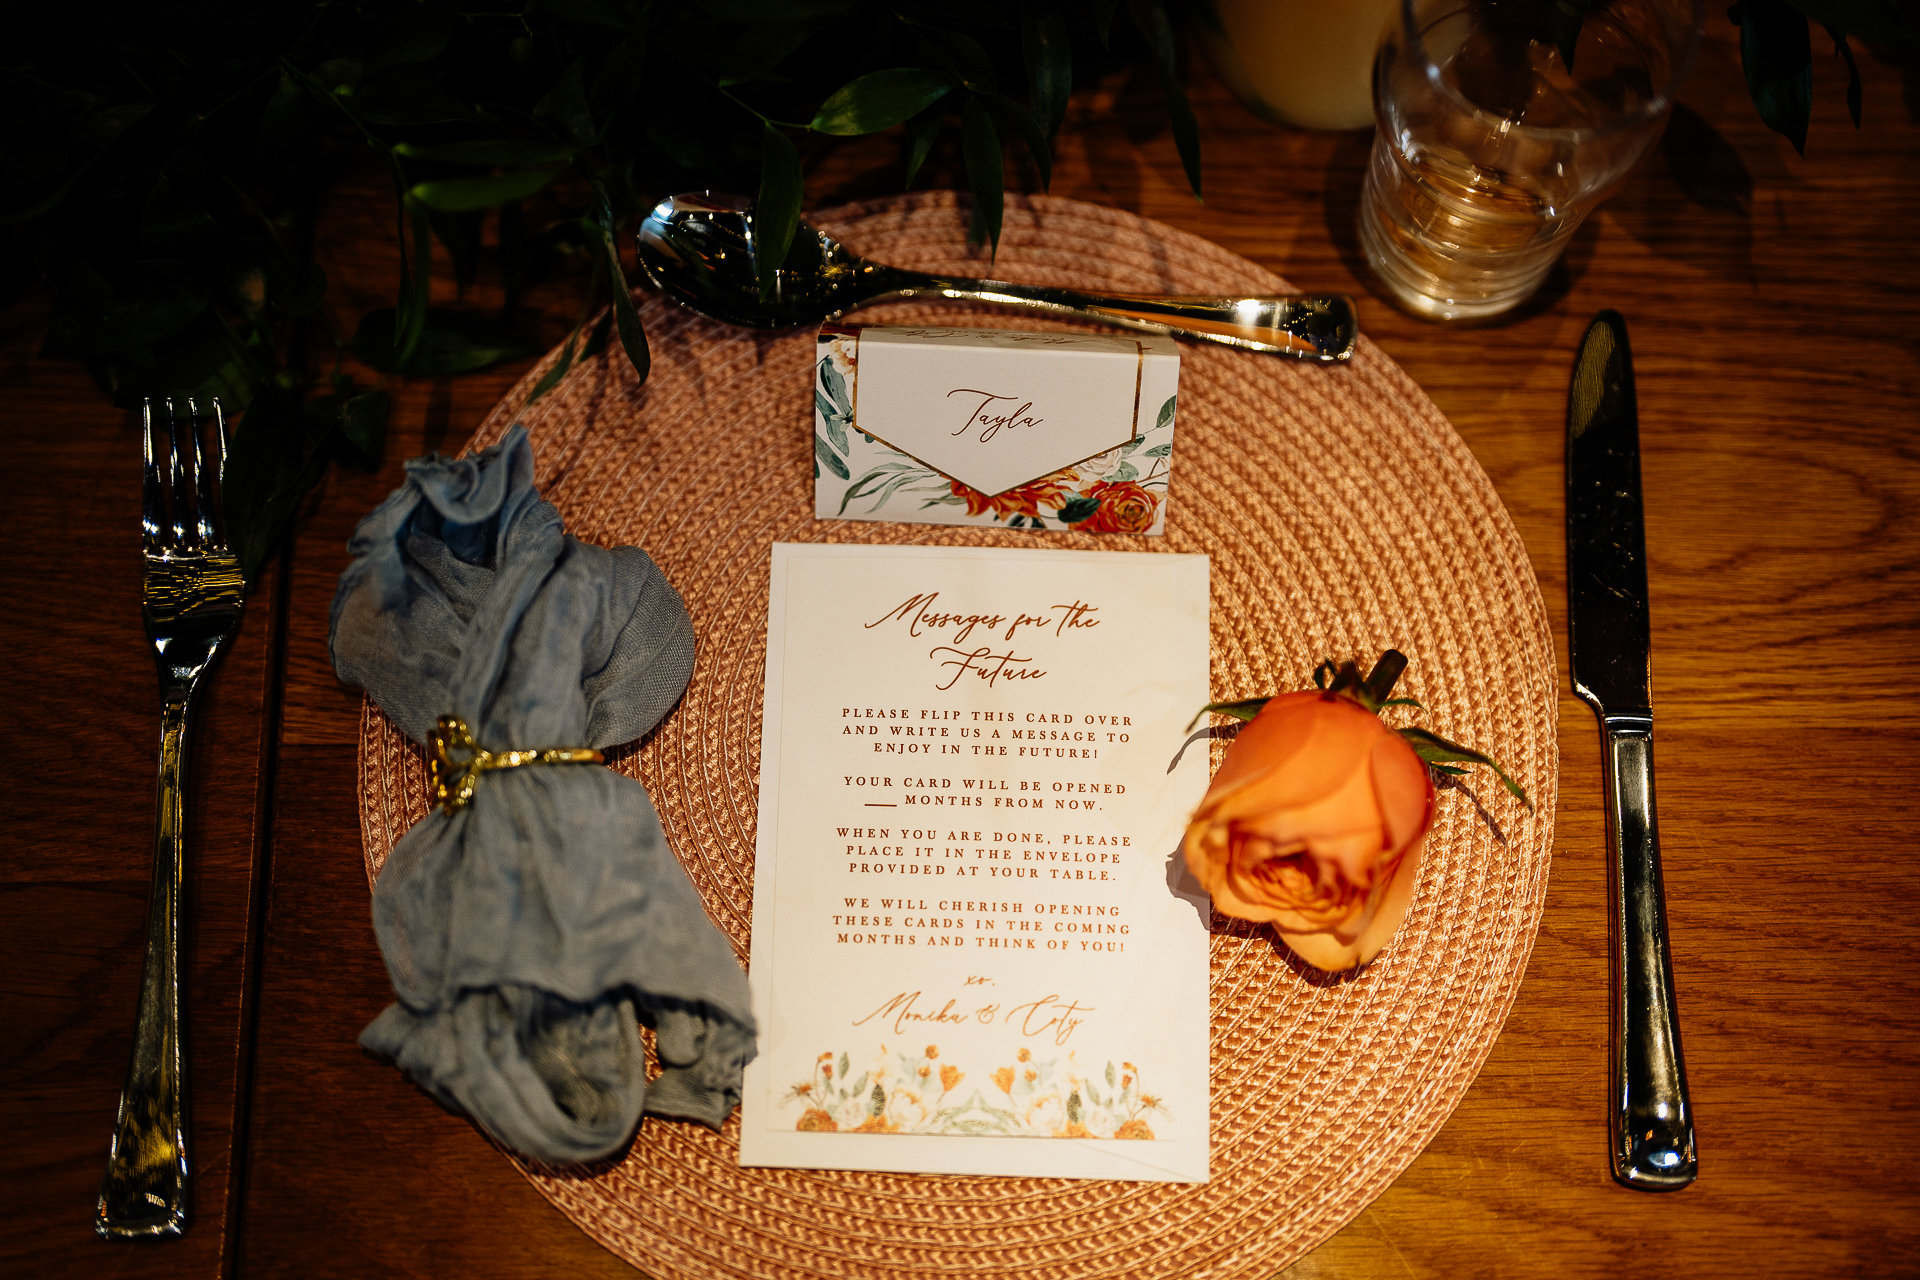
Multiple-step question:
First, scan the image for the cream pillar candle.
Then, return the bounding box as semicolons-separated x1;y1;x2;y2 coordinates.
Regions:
1198;0;1399;131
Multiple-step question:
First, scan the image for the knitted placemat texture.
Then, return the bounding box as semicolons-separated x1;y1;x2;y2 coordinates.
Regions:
356;191;1558;1280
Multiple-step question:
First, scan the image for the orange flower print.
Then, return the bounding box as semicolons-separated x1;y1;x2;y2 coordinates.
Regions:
950;467;1078;519
926;1045;940;1060
939;1065;963;1093
796;1108;837;1132
1067;480;1160;534
993;1066;1015;1095
1114;1119;1156;1140
1017;1048;1030;1063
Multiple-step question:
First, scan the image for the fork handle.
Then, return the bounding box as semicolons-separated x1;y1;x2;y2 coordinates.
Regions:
97;699;191;1239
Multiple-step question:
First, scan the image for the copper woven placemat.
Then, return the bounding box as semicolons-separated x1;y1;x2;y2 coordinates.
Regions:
356;191;1557;1279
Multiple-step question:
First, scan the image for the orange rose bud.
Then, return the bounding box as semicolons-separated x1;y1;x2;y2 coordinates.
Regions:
1183;689;1435;971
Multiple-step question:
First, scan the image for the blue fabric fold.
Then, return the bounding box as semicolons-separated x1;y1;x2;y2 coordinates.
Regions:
330;425;755;1163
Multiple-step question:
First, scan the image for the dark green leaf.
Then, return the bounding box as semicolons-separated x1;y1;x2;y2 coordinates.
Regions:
697;0;859;20
392;197;433;369
525;325;584;406
721;22;814;85
815;433;850;478
903;101;945;188
960;95;1004;255
72;103;154;148
581;303;616;361
1094;0;1121;45
46;259;211;356
606;278;652;385
911;24;998;88
592;33;653;108
256;73;311;162
812;68;958;135
977;90;1051;190
535;60;597;146
350;73;474;126
1183;697;1270;731
1023;7;1073;140
349;307;538;375
139;175;220;255
395;139;581;166
1398;726;1533;809
1780;0;1919;45
819;357;849;414
1733;0;1814;155
410;168;564;213
1126;0;1203;199
335;390;389;467
587;180;652;384
1547;0;1591;68
370;2;459;68
1825;24;1862;127
754;124;804;301
276;263;327;318
548;0;635;30
1055;494;1098;524
223;383;315;583
1155;394;1177;429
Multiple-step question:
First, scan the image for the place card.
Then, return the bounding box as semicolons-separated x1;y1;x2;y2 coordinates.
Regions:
740;543;1213;1183
812;325;1181;535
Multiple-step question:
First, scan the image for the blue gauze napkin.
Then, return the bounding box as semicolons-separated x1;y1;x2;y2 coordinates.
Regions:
329;425;755;1163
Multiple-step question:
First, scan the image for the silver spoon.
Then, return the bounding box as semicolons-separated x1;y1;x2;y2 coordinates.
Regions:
635;192;1358;362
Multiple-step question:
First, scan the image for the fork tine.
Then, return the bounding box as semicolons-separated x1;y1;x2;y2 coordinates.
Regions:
185;397;216;547
165;398;190;548
141;399;164;554
207;397;228;551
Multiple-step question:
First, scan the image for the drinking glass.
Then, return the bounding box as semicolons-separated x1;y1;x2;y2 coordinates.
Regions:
1359;0;1703;320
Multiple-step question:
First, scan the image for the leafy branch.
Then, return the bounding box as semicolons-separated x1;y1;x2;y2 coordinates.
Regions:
4;0;1203;584
1553;0;1915;156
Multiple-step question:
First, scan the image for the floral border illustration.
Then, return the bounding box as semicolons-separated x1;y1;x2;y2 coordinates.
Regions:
781;1043;1167;1139
812;334;1174;534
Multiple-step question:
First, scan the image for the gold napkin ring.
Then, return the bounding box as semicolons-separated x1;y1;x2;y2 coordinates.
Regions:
427;715;605;815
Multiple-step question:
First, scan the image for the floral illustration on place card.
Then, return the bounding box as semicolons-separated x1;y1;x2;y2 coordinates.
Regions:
812;325;1180;534
782;1043;1168;1138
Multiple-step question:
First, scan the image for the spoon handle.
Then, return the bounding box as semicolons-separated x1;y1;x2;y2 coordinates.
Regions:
868;275;1358;361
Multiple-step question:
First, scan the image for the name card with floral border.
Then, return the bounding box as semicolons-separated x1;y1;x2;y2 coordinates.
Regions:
812;325;1181;535
740;542;1212;1183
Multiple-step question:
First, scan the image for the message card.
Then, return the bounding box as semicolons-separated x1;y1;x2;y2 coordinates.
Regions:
740;543;1213;1182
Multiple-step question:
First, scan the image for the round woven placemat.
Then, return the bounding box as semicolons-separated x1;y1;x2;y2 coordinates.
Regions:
356;191;1557;1280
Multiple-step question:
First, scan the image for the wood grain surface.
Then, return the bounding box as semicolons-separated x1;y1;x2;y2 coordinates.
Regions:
5;21;1916;1279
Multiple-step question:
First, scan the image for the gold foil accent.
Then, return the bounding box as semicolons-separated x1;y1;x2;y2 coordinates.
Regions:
427;715;605;814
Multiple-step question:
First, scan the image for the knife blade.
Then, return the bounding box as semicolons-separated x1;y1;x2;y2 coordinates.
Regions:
1566;310;1698;1191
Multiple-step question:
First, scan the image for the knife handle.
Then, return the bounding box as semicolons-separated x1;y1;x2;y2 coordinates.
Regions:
1601;715;1697;1190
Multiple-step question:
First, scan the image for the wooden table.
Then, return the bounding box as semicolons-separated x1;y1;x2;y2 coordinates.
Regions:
6;24;1917;1279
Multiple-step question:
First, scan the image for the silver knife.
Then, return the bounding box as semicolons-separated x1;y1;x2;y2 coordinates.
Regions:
1566;310;1698;1191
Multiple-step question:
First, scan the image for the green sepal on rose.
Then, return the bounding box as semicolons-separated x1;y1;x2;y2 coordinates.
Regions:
1186;649;1530;810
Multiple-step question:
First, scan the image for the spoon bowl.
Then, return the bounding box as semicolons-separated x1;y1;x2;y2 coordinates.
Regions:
635;192;1358;361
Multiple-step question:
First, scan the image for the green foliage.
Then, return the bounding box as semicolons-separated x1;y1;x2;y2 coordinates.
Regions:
7;1;1202;581
1728;0;1915;154
1543;1;1907;156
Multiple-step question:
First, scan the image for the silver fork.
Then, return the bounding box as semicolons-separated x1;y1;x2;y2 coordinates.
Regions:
97;397;245;1240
